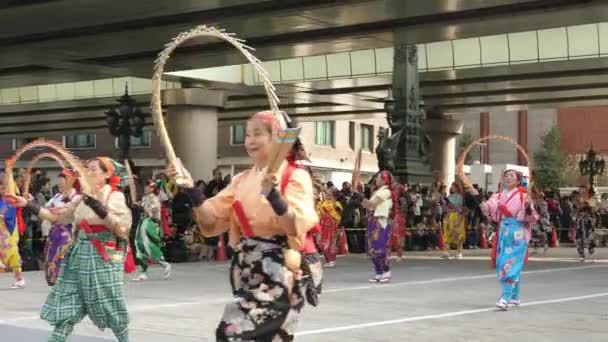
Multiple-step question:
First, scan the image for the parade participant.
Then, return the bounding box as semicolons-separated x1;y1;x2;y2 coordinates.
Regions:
440;181;468;259
575;184;598;262
133;179;171;281
0;178;25;289
390;181;407;260
7;157;132;341
530;191;551;255
171;110;318;341
317;191;342;267
361;170;397;283
481;170;537;310
42;169;80;286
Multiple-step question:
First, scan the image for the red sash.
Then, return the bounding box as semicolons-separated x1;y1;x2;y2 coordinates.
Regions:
79;219;123;262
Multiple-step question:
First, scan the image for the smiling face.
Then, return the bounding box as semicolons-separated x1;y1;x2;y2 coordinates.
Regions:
504;170;520;190
245;118;273;165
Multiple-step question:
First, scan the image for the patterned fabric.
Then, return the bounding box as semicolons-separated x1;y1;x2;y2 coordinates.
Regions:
216;236;305;342
575;211;595;258
495;217;530;301
318;200;341;263
389;211;406;258
135;218;165;272
443;212;467;246
44;223;73;286
367;217;391;275
0;201;20;272
41;227;129;336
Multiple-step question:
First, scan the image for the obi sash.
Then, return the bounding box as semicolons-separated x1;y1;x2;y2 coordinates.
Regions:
231;162;318;254
79;220;123;262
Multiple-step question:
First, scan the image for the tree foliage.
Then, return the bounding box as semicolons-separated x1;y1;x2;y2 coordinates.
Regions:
458;133;475;165
533;126;568;190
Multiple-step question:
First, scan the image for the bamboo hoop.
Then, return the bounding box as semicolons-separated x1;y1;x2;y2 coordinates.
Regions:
151;25;281;184
124;159;137;204
4;140;92;196
456;135;533;191
23;152;67;193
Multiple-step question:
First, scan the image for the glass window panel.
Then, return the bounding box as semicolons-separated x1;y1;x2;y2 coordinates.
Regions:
19;86;38;103
327;52;351;77
131;78;151;94
426;41;453;69
315;121;334;146
303;55;327;80
375;47;393;73
56;82;75;101
38;84;56;102
1;88;19;104
130;128;151;147
259;61;281;83
538;28;568;60
417;44;427;70
453;38;481;67
231;124;245;145
315;121;324;145
349;122;355;150
74;81;94;98
568;24;599;57
508;31;538;62
93;79;113;97
65;134;95;149
480;35;509;65
598;22;608;55
350;49;375;75
280;58;304;82
361;124;373;151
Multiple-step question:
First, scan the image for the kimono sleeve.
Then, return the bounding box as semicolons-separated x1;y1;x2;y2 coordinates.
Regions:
3;204;16;232
197;172;243;237
39;195;80;225
283;168;319;249
484;193;500;222
371;188;391;203
105;191;133;240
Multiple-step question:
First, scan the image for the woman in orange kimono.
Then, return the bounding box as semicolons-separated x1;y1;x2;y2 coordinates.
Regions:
171;111;319;341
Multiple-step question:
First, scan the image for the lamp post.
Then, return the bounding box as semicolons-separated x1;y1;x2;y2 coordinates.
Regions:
105;85;145;159
579;146;605;188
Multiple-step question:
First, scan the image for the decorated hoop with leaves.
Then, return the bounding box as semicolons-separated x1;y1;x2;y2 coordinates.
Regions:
456;135;533;190
151;25;282;184
22;152;68;193
4;140;92;195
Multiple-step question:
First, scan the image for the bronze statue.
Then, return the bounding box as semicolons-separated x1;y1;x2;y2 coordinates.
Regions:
376;127;402;173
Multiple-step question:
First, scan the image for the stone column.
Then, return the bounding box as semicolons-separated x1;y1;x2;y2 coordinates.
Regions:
389;28;431;183
423;117;464;187
517;110;528;166
162;88;226;182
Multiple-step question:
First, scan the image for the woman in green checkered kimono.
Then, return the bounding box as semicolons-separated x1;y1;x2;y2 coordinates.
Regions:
132;179;171;282
8;157;132;342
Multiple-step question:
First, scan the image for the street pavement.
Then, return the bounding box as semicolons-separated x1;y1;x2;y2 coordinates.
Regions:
1;248;607;341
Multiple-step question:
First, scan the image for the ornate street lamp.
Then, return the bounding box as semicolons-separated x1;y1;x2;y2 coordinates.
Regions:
105;85;145;159
579;145;605;188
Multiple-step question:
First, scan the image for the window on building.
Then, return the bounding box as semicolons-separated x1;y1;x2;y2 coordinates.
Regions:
315;121;335;146
114;128;151;149
361;124;373;152
349;121;356;150
230;123;245;145
64;133;96;149
12;136;41;150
